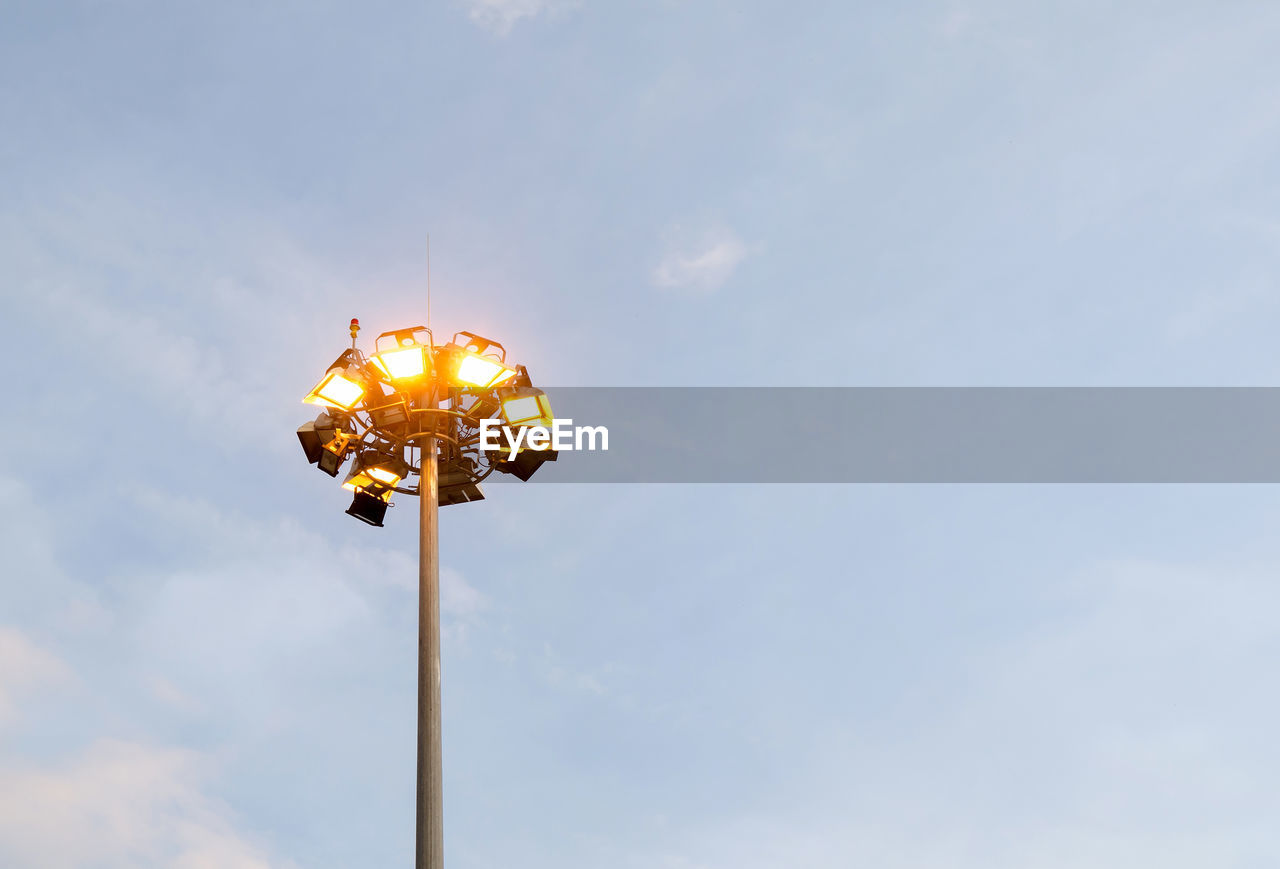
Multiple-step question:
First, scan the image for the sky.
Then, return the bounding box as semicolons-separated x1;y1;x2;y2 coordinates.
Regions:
4;0;1280;866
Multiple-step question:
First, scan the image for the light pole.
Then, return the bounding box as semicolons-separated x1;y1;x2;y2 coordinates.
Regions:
417;391;442;869
295;320;557;868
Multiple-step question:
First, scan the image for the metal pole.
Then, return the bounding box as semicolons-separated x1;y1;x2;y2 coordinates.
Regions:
416;391;443;869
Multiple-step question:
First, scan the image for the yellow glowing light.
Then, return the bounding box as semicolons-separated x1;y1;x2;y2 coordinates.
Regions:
372;346;429;381
304;370;366;411
368;467;403;486
500;393;553;428
455;354;516;389
342;473;393;500
343;462;404;492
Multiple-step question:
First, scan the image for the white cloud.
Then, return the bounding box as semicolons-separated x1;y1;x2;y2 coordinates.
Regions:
442;566;488;619
0;740;292;869
0;618;292;867
466;0;577;35
0;628;68;727
653;223;750;293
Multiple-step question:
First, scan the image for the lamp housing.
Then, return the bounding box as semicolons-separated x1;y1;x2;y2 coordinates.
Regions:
439;456;485;506
297;411;355;477
498;386;553;429
303;349;370;412
445;332;517;389
369;327;433;384
346;490;390;526
343;450;411;492
486;441;558;481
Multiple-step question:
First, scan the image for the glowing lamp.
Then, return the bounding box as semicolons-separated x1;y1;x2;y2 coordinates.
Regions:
304;369;365;411
303;350;370;412
343;451;411;492
455;353;516;389
370;328;433;383
499;387;553;429
446;332;516;389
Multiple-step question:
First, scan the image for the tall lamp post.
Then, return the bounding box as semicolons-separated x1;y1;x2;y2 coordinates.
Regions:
295;319;556;869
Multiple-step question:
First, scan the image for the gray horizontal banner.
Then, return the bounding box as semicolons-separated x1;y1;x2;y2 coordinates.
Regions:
492;388;1280;483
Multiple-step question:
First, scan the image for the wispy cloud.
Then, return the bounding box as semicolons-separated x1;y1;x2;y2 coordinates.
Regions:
0;628;68;727
539;642;607;697
653;222;750;293
442;567;488;620
0;740;292;869
466;0;578;35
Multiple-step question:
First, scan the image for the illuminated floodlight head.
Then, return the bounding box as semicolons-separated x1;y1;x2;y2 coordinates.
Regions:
303;350;369;411
370;327;433;384
304;370;365;411
448;331;516;389
455;354;516;389
499;386;553;429
343;450;411;492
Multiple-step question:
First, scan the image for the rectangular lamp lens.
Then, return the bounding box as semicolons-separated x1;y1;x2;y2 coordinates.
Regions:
500;395;552;428
304;371;365;411
456;354;514;389
368;467;402;486
376;346;428;380
342;471;371;492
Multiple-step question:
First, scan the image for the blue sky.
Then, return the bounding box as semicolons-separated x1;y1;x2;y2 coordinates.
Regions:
4;1;1280;866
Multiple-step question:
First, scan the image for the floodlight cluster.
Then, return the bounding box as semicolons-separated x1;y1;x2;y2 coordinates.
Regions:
296;320;555;526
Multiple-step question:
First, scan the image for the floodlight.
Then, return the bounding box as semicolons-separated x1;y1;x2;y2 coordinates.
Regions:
303;350;369;412
460;392;500;425
343;450;411;492
494;447;557;481
297;417;328;464
304;369;365;410
297;412;355;477
446;332;517;389
487;437;558;481
346;489;389;526
370;328;433;383
439;457;485;506
499;387;553;429
368;395;411;433
318;433;354;476
455;353;517;389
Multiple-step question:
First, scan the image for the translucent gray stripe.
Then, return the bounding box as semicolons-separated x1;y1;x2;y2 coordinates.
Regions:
493;388;1280;483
